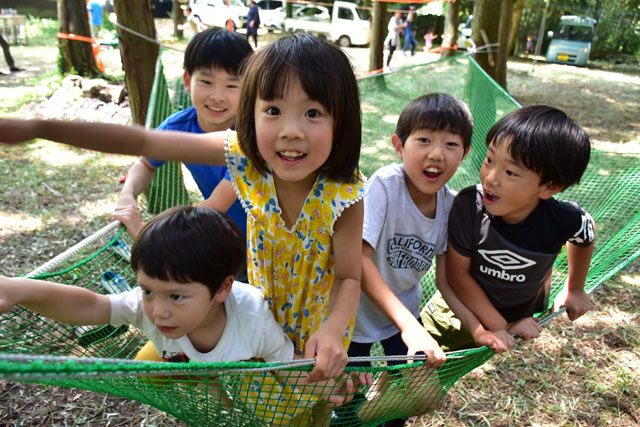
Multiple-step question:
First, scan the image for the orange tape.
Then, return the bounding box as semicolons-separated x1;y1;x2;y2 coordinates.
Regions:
57;32;95;44
56;32;105;72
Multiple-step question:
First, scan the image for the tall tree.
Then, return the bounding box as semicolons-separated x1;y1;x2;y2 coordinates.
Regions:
507;0;525;54
440;0;459;58
114;0;159;125
495;0;515;88
172;0;185;39
57;0;102;77
471;0;501;82
368;1;386;72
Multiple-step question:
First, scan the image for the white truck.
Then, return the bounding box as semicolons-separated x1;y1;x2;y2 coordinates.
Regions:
189;0;248;32
284;1;370;47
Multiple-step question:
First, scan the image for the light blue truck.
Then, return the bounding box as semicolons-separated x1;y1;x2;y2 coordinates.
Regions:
546;15;597;67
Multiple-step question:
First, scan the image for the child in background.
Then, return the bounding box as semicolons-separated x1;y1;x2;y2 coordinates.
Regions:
0;33;365;387
341;94;508;426
423;28;438;52
114;29;252;244
424;105;595;350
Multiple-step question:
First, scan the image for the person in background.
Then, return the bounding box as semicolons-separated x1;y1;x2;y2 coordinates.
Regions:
246;0;260;48
87;0;103;40
384;10;406;70
402;10;416;56
0;29;21;74
423;27;438;52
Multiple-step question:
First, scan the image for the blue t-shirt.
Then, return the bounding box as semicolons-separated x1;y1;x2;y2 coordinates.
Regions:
147;107;247;237
87;2;103;26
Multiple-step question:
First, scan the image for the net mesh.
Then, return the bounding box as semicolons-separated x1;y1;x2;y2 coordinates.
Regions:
1;54;639;426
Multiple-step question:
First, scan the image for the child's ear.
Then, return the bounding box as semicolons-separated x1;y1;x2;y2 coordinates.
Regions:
539;183;563;200
213;275;234;302
183;70;193;93
391;134;403;158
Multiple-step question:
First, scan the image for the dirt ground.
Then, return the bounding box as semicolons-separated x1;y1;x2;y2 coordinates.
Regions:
0;19;639;426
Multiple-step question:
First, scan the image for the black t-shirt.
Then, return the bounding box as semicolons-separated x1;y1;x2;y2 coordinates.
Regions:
449;185;595;322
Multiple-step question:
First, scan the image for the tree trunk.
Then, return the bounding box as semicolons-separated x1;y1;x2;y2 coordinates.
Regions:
471;0;501;81
495;0;514;89
507;0;525;55
172;0;185;39
368;0;386;72
114;0;159;125
56;0;101;76
440;0;459;59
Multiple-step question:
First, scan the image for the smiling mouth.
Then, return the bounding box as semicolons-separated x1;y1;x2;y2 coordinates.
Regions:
424;166;442;179
278;151;306;161
206;105;226;113
156;325;177;333
484;189;499;202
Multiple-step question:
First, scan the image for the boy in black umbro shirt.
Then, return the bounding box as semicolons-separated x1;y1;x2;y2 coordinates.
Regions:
423;105;595;351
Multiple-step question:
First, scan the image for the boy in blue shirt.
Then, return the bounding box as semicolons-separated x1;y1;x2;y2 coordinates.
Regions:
424;105;595;350
114;29;252;244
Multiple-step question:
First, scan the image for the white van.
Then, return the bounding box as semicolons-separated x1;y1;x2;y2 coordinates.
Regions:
284;1;370;47
189;0;248;32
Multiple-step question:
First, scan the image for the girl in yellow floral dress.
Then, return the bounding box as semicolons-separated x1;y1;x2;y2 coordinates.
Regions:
1;33;368;424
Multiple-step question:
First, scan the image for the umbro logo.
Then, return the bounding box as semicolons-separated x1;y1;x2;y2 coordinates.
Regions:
478;249;536;270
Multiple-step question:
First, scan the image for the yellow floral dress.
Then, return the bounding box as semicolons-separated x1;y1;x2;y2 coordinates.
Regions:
226;131;366;355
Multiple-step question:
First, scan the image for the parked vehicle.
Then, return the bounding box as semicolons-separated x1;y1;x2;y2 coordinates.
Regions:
255;0;286;30
284;1;370;47
546;15;596;67
189;0;248;32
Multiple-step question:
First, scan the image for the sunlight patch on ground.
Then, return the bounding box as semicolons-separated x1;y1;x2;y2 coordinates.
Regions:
28;140;136;168
382;114;399;124
620;273;640;285
0;211;44;236
362;138;392;155
78;195;119;220
31;141;93;167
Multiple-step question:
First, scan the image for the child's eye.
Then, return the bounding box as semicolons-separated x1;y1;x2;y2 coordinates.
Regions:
266;106;281;116
417;137;430;144
447;141;460;148
227;84;239;89
170;294;184;302
142;289;153;297
506;170;519;177
484;156;492;164
305;109;321;118
199;79;212;85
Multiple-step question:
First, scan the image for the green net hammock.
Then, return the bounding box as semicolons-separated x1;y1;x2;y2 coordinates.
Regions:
1;54;639;426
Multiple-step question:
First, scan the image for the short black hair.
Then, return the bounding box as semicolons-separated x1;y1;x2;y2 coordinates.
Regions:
131;206;246;297
236;33;361;182
486;105;591;189
395;93;474;152
183;29;253;76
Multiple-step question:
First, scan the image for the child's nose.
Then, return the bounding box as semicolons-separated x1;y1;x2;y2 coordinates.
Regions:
152;302;171;318
428;143;444;160
207;86;225;101
280;117;304;140
484;168;499;186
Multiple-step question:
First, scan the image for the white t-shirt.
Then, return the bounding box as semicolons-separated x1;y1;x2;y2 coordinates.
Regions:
353;163;455;343
385;15;403;47
109;281;294;362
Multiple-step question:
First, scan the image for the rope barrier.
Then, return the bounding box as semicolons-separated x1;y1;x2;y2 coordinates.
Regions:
113;21;184;53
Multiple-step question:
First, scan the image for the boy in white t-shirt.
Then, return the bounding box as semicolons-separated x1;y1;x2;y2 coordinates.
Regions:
341;94;509;425
0;206;367;424
0;206;291;363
